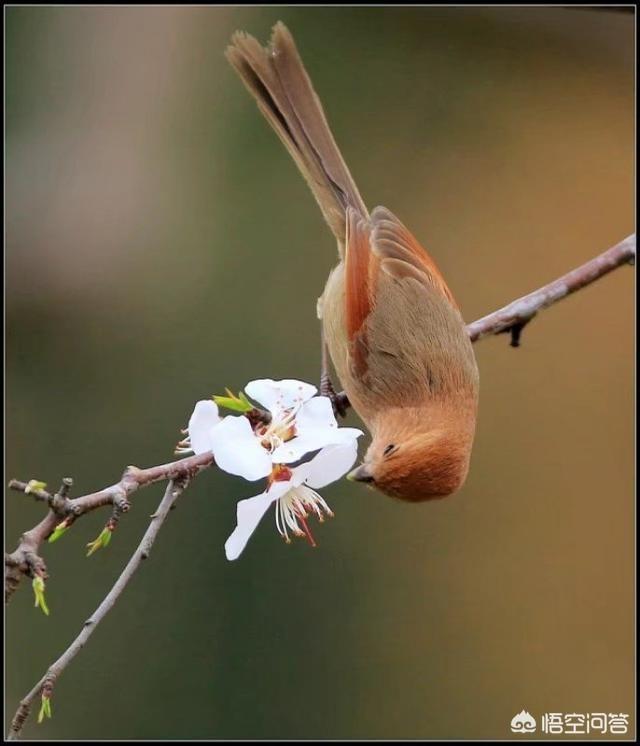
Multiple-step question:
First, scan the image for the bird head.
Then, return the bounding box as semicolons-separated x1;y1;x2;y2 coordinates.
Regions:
347;405;475;501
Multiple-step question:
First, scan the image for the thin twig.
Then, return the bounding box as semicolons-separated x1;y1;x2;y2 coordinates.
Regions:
5;452;214;602
466;234;635;344
7;478;188;741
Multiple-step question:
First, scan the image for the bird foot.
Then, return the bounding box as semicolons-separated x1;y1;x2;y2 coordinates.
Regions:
320;374;349;418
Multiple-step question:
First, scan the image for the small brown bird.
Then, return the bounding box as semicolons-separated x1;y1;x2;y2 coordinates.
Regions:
227;23;479;501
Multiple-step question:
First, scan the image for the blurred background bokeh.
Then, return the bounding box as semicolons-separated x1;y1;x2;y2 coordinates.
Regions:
6;6;634;740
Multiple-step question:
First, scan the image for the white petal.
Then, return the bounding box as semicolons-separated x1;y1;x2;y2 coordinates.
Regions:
297;396;338;432
209;416;272;481
187;400;221;454
304;440;360;489
245;378;317;415
287;460;313;488
224;480;293;560
270;398;358;463
330;426;365;444
224;493;272;561
270;436;319;464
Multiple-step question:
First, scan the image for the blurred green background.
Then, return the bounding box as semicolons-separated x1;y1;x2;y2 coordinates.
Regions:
6;6;634;740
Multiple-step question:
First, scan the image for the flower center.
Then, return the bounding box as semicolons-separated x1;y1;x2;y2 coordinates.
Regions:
257;409;297;453
269;464;293;484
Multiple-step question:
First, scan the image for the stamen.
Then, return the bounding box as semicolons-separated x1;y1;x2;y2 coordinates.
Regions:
273;484;333;549
295;510;317;548
275;501;285;538
174;437;192;455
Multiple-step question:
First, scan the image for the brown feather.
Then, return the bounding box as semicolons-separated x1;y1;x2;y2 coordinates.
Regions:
371;206;458;308
344;209;375;377
344;208;372;339
226;23;368;249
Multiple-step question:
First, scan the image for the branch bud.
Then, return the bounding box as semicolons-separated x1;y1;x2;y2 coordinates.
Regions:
32;575;50;616
86;526;113;557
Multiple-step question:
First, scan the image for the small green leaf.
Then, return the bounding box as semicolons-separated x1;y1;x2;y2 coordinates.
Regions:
48;521;70;544
212;388;253;413
32;576;50;616
25;480;47;495
86;527;113;557
37;696;52;724
239;391;253;409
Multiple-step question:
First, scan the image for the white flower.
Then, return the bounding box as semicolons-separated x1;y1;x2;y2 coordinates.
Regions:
179;378;363;560
224;437;361;560
184;378;361;481
175;400;221;455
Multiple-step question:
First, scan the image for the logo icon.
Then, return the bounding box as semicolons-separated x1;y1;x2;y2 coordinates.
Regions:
511;710;537;734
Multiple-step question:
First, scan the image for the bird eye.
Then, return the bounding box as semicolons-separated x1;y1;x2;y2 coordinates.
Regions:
383;444;397;457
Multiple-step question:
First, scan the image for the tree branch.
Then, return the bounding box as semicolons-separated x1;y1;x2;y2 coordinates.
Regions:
6;232;634;738
5;452;213;603
7;478;190;740
466;234;635;345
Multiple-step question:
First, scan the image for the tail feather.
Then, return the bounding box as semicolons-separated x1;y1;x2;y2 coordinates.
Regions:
226;22;368;249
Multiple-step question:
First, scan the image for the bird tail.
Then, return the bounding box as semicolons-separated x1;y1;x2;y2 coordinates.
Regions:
226;22;368;249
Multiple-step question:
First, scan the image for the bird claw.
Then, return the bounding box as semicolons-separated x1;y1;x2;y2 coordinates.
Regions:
320;374;349;418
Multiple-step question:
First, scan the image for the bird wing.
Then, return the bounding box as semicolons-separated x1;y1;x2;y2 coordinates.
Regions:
344;205;458;378
344;207;378;376
345;207;375;338
370;206;458;308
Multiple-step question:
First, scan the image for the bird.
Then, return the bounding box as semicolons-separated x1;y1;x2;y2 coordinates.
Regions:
226;23;479;501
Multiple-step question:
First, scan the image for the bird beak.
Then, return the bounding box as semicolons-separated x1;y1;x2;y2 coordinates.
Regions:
347;464;374;483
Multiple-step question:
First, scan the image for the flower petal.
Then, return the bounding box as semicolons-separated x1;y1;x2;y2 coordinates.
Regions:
245;379;317;416
187;400;221;454
224;480;293;560
209;415;272;481
297;396;338;432
330;426;365;444
269;437;319;464
224;493;272;561
303;440;360;489
270;397;358;463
